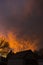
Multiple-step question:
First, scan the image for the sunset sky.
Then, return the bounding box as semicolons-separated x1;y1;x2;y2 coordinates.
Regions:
0;0;43;53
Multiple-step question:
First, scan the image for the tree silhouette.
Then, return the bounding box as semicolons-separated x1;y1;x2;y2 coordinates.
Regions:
0;39;10;65
0;39;9;48
0;39;10;57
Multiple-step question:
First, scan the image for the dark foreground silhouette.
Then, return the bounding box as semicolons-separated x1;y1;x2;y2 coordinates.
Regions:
0;50;38;65
24;50;38;65
0;56;7;65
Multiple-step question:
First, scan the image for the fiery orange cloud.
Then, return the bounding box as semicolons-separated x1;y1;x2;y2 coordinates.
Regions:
0;31;39;53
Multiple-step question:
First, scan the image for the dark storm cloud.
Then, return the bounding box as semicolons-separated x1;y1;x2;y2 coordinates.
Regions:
0;0;43;49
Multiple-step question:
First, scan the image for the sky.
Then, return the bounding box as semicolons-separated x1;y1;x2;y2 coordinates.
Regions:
0;0;43;51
